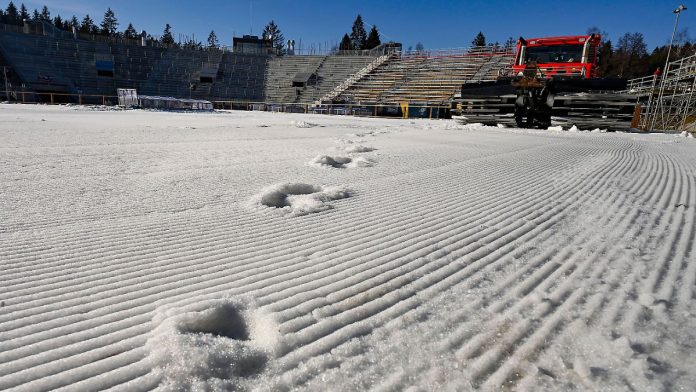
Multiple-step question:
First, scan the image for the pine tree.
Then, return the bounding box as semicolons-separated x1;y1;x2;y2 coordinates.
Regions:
262;20;285;54
40;5;50;22
80;14;95;34
364;25;381;49
5;1;19;24
161;24;175;46
69;15;79;29
472;31;486;47
100;8;118;36
53;15;62;29
0;9;5;24
339;33;352;51
415;42;424;52
123;23;138;40
19;3;29;22
183;38;202;50
31;9;39;22
350;14;367;50
207;30;219;48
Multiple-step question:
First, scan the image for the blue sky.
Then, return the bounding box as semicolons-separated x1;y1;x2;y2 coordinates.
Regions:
17;0;694;51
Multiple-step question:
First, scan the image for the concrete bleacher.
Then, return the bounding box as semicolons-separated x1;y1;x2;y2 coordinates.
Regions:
337;48;514;104
210;52;267;102
0;24;270;102
296;55;377;103
1;22;509;108
264;55;325;103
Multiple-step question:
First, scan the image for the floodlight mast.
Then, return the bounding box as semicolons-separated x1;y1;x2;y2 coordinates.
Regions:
652;4;687;131
664;5;687;78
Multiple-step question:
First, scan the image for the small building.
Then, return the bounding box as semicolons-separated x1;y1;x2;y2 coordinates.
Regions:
233;35;273;55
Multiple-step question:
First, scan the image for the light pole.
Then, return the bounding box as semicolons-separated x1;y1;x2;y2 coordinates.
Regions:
664;4;687;76
651;4;687;131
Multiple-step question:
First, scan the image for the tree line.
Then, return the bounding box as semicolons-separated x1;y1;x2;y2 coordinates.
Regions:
0;1;224;49
589;28;695;78
339;15;381;51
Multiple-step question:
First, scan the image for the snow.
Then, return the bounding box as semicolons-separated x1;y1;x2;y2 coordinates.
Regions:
252;183;352;216
1;104;696;391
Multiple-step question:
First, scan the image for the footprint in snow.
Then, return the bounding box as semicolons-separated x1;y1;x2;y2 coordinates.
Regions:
309;154;375;169
146;298;277;390
344;144;376;153
252;183;351;215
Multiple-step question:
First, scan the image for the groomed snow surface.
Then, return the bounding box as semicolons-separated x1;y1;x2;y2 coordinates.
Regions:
1;104;695;391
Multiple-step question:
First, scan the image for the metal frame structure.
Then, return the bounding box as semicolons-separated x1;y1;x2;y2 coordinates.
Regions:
637;52;696;132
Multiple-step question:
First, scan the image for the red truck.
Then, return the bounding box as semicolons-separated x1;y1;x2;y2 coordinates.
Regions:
454;34;636;129
512;34;601;78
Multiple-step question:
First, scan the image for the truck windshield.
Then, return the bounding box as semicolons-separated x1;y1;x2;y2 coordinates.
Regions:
524;44;584;63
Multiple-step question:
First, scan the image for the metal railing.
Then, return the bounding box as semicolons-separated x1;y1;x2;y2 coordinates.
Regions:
318;52;395;103
1;90;117;105
402;45;516;59
214;100;451;119
625;74;660;95
0;90;452;119
636;52;696;132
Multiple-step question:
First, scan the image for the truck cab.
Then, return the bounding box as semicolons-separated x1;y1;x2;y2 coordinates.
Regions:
512;34;601;79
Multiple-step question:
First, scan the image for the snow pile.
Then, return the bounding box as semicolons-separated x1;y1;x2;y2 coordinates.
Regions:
344;144;376;153
252;183;351;215
309;155;375;169
678;131;694;138
146;298;275;391
547;125;564;131
347;156;376;167
291;120;320;128
309;155;353;168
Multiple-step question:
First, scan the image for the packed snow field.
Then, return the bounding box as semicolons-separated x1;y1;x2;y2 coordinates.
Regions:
1;104;695;391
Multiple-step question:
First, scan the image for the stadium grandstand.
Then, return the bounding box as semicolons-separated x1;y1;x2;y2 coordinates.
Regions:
0;19;513;115
1;18;692;130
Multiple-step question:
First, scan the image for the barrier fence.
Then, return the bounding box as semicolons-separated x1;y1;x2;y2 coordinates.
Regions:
0;90;452;119
0;90;117;105
213;101;451;119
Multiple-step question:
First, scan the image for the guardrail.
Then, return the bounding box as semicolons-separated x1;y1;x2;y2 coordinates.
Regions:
212;100;451;119
0;90;452;119
0;90;117;105
402;46;516;59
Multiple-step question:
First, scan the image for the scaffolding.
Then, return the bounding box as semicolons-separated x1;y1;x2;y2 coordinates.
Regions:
634;53;696;132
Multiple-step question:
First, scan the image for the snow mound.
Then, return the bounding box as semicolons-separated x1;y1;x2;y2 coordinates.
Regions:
348;156;376;167
309;155;353;168
344;145;376;153
146;299;274;391
291;120;320;128
678;131;694;138
309;155;375;169
253;183;352;215
547;126;564;131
